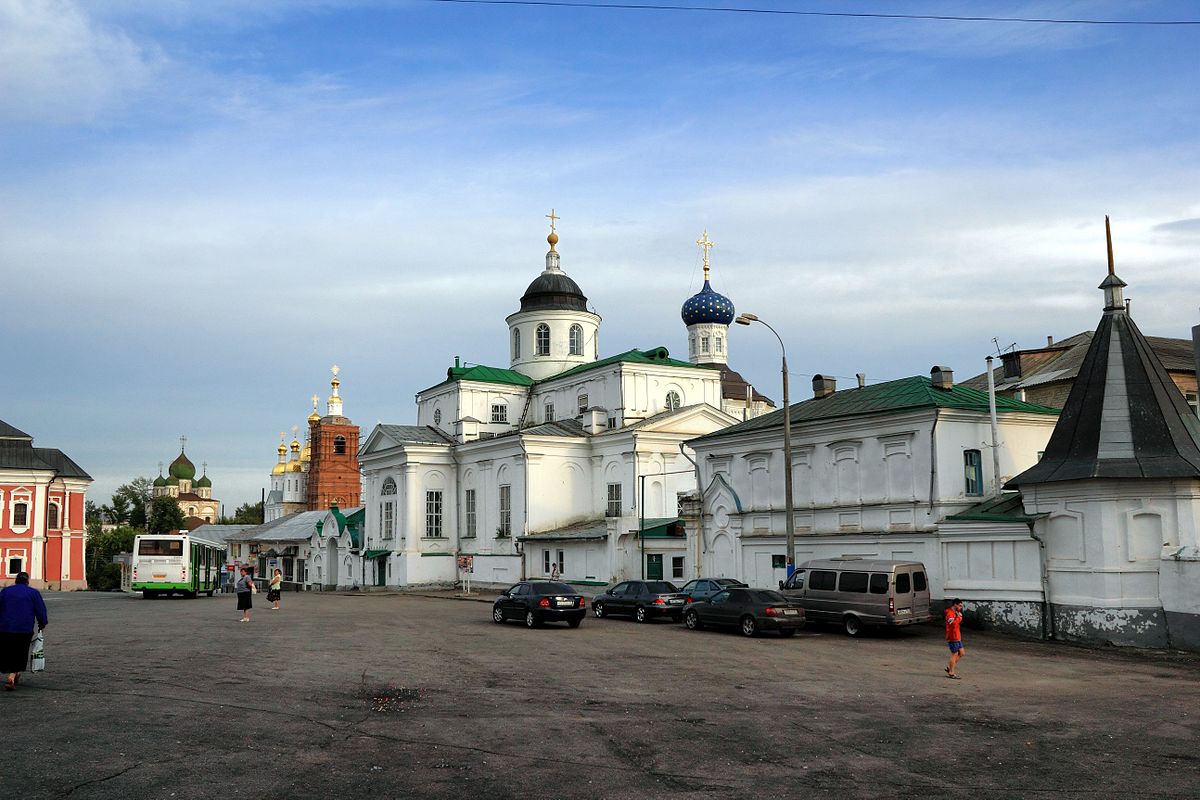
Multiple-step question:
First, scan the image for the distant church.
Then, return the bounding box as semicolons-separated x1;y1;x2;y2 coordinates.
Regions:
152;439;219;529
264;368;361;523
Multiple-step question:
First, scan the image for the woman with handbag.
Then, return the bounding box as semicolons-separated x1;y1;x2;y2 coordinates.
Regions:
235;567;254;623
268;569;283;611
0;572;48;691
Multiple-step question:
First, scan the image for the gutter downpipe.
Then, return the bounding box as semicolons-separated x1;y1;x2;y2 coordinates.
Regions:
928;410;940;520
679;442;703;579
520;439;530;581
44;468;59;590
986;356;1002;497
452;444;463;592
1028;511;1055;641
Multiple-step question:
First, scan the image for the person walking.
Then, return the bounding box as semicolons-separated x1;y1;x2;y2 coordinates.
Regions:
235;568;254;623
945;598;965;679
0;572;48;691
268;569;283;611
550;561;560;581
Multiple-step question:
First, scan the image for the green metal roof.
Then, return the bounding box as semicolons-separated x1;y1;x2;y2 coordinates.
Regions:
363;549;392;559
540;347;704;383
944;492;1034;523
638;517;686;538
445;364;534;387
692;376;1059;444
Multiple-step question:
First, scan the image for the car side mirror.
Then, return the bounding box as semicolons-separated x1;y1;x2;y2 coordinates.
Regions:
778;580;785;589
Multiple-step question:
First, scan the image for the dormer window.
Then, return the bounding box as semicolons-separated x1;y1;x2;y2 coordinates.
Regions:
536;323;550;356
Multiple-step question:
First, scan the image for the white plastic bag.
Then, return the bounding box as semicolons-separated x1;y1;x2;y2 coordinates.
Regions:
30;632;45;672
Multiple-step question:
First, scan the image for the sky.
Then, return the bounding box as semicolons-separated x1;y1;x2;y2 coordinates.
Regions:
2;0;1198;511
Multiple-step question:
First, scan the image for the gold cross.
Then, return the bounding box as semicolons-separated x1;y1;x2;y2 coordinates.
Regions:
331;364;340;378
546;208;559;232
696;230;715;281
292;425;299;437
311;394;319;409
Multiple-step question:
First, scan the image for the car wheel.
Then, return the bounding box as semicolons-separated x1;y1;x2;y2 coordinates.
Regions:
593;602;607;618
525;610;541;629
844;615;862;637
492;606;505;624
568;617;582;628
740;615;758;637
779;628;797;638
635;606;648;623
684;610;702;630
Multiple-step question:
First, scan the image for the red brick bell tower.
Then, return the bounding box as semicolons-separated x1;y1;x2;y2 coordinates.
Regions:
306;366;362;510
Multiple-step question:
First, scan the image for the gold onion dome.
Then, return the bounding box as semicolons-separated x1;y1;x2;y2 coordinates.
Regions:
301;443;311;463
288;460;304;473
272;462;286;475
290;437;301;452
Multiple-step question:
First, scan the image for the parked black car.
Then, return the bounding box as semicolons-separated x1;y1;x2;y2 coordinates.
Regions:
682;588;805;637
678;577;749;603
592;580;689;623
492;581;587;628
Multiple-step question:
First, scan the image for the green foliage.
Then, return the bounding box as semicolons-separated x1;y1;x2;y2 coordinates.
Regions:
147;495;187;535
86;526;138;592
115;477;153;530
232;501;264;525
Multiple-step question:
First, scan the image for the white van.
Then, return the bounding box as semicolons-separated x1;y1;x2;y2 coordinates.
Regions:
779;558;933;636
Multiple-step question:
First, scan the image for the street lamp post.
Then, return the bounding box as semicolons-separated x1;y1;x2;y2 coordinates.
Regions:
735;313;795;576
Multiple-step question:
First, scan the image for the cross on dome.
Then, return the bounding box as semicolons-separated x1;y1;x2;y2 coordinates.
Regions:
697;230;715;282
179;434;187;452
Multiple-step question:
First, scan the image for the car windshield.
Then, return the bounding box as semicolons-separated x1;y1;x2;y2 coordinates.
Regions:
645;581;679;593
717;578;746;586
533;582;574;595
751;590;787;604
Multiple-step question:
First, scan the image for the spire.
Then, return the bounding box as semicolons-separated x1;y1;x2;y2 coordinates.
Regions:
327;365;344;417
290;425;301;453
1099;215;1127;312
544;209;561;273
277;432;287;460
308;394;321;423
179;434;187;453
697;229;715;283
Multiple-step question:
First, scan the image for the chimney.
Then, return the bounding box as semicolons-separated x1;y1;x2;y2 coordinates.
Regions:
1046;335;1054;347
582;408;607;434
856;373;866;389
930;365;954;390
812;374;837;399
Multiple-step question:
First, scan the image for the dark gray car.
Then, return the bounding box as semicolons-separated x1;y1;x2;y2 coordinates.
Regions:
678;577;749;603
592;580;688;623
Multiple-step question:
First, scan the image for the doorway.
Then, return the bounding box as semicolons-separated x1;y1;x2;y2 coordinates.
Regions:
646;553;664;580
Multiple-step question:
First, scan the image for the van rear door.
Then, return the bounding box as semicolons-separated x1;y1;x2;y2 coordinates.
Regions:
910;568;932;621
892;569;915;620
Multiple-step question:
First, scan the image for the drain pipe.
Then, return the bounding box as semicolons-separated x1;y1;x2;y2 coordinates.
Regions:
927;410;940;520
1029;520;1055;641
986;356;1002;496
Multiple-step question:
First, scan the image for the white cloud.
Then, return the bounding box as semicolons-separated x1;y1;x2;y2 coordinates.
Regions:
0;0;164;123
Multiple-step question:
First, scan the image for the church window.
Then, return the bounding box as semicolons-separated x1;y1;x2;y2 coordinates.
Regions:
964;450;983;496
701;336;710;353
47;503;60;529
464;489;477;538
381;478;396;540
335;436;347;455
716;336;723;353
12;502;28;527
434;409;442;426
689;335;696;355
8;555;23;576
498;485;512;537
536;323;550;356
606;483;622;517
569;324;584;356
665;391;681;411
425;491;443;538
577;394;588;415
544;402;554;422
512;328;521;361
491;403;508;424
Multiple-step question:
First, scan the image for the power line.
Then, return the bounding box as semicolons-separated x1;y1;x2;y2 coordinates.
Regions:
421;0;1200;26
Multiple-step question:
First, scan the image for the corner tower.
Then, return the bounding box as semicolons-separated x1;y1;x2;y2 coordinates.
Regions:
506;211;602;380
306;365;362;510
681;230;735;366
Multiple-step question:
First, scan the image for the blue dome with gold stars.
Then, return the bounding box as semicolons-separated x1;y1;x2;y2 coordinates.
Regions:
681;280;735;326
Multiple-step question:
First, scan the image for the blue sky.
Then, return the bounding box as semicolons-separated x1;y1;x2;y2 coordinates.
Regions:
2;0;1198;510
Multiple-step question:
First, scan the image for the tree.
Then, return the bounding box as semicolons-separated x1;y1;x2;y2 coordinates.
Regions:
85;525;137;591
233;501;264;525
147;495;187;535
113;477;153;530
101;492;132;526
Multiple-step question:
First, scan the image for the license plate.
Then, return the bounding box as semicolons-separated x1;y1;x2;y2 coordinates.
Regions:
897;608;911;615
668;598;683;605
782;609;799;615
556;599;574;607
153;574;167;579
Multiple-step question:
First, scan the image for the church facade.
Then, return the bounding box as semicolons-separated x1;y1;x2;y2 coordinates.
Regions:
151;440;218;529
356;223;767;588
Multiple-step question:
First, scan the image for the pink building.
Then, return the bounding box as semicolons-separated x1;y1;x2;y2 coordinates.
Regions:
0;419;92;590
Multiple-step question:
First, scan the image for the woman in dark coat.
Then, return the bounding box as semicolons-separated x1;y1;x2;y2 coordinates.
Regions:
235;568;254;622
0;572;48;691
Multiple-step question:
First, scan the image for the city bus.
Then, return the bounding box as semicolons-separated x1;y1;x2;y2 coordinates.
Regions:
132;532;226;598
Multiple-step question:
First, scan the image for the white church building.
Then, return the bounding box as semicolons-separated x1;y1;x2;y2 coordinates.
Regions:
357;224;771;588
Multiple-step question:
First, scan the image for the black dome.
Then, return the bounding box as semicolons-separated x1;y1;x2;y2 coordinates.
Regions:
520;272;589;312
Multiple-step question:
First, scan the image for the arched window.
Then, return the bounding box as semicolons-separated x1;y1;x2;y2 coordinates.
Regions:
335;435;347;455
12;502;28;527
536;323;550;355
381;478;397;540
544;402;555;422
381;477;397;495
512;328;521;361
433;408;442;425
569;324;583;356
47;503;60;529
666;391;681;411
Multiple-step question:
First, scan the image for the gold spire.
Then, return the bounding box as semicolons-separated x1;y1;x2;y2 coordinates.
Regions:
277;432;287;457
697;229;715;282
1105;214;1115;276
308;393;320;423
290;424;301;452
546;208;559;251
329;365;341;400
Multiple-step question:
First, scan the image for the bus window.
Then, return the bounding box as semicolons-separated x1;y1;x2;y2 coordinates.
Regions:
138;540;183;557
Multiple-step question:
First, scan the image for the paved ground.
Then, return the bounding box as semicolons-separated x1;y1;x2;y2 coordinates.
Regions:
3;591;1198;800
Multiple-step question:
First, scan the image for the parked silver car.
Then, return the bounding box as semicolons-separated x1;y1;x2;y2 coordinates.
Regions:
778;558;932;636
